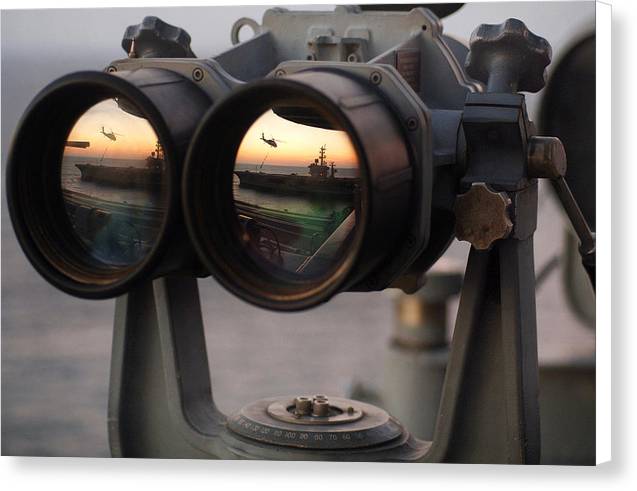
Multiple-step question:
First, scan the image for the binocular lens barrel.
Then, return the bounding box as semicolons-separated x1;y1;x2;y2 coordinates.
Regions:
184;71;413;310
6;70;211;298
8;68;416;307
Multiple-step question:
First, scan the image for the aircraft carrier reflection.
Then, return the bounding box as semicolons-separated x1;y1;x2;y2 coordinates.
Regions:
234;145;359;197
74;140;165;189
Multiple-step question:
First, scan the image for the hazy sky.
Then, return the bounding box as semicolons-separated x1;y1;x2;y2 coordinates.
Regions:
236;109;358;168
64;99;158;160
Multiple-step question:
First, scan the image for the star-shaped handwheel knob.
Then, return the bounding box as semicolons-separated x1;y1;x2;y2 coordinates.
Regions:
122;16;195;58
454;183;513;250
465;18;552;93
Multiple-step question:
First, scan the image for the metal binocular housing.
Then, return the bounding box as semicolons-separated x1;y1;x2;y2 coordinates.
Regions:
7;7;480;307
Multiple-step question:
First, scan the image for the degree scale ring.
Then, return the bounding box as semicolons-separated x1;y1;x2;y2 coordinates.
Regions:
227;395;404;450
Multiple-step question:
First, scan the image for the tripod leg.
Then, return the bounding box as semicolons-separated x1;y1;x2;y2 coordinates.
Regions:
427;237;540;464
108;277;226;458
499;237;541;463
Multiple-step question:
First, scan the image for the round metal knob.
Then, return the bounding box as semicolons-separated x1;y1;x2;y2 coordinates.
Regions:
122;16;195;58
465;18;552;93
454;183;513;250
527;136;567;179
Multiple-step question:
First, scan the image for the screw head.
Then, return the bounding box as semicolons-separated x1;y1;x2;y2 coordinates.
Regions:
370;71;382;85
406;117;419;131
274;69;286;78
106;66;117;73
192;67;204;82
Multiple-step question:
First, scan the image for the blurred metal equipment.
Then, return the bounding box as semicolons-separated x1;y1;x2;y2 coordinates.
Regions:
378;260;462;441
358;3;465;18
537;32;596;464
353;263;595;464
541;33;596;325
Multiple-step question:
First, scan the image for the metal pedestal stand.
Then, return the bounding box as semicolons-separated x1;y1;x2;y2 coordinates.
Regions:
107;18;592;464
107;227;541;463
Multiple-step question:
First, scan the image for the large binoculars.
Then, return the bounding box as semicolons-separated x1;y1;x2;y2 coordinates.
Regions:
6;9;558;311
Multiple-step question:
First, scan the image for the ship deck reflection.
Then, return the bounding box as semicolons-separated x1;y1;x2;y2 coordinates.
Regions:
236;199;355;274
62;189;164;265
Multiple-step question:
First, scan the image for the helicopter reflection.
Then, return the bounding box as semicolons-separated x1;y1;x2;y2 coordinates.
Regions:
99;126;124;142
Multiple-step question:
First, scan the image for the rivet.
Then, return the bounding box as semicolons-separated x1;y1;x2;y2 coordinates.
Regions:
370;71;382;85
192;67;204;82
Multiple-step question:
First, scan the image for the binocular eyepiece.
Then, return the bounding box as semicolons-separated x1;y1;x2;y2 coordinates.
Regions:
6;11;555;310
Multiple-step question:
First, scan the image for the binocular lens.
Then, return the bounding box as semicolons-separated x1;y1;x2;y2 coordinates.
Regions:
7;70;214;298
184;73;414;310
61;98;167;266
232;105;361;279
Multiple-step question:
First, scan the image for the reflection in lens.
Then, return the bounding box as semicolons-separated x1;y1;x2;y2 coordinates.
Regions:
233;105;360;278
61;99;166;266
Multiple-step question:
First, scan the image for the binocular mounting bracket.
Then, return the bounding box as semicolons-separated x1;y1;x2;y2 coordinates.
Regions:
104;14;593;464
107;213;541;463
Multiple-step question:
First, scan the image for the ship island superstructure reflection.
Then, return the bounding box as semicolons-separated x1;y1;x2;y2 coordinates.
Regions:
233;106;361;278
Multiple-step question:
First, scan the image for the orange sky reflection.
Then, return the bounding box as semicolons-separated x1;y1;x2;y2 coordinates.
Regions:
236;109;358;168
64;99;157;160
